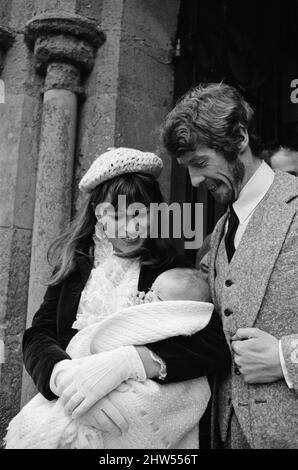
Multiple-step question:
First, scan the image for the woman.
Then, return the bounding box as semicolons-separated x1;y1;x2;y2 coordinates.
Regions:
21;147;231;445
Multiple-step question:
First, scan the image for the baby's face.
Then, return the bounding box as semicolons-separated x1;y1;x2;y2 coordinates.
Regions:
146;271;211;303
147;275;178;302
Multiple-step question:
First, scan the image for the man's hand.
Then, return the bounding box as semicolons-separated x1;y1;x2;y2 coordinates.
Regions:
231;328;283;384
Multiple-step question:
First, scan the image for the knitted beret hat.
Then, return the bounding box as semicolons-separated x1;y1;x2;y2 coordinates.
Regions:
79;147;163;193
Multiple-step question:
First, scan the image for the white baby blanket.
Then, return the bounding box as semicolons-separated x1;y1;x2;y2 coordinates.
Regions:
5;301;213;449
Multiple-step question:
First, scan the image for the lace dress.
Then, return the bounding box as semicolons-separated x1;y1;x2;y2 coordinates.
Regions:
72;224;141;331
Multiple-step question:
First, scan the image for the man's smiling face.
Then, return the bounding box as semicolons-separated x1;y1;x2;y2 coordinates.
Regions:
177;145;246;205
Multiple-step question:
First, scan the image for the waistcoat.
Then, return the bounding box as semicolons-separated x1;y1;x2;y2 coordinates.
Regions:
214;233;251;443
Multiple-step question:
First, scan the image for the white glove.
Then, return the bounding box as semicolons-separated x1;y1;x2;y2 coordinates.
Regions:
50;358;83;396
60;346;146;418
79;392;129;435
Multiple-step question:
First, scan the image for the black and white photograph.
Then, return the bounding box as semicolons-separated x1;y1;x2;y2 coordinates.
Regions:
0;0;297;457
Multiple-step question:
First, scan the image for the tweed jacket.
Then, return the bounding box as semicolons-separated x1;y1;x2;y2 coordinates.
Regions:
209;171;298;449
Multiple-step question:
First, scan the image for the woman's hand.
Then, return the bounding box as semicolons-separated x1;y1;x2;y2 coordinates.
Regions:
50;358;84;396
60;346;146;419
78;394;129;436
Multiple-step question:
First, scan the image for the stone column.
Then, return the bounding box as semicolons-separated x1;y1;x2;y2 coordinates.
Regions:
0;23;15;360
0;22;16;442
0;21;14;438
0;25;14;74
21;11;105;406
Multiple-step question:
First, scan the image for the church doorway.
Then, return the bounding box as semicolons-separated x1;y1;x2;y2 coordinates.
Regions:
172;0;298;263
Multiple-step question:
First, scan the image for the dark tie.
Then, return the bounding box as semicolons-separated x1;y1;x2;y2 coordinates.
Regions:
225;206;239;263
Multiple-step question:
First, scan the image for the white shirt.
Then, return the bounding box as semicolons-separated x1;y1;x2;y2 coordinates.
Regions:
231;160;275;248
227;161;292;388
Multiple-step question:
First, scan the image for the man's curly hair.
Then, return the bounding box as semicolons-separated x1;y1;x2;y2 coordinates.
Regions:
161;82;261;162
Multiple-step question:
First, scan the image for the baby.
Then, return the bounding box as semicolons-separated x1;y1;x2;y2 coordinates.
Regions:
5;267;213;449
133;267;211;304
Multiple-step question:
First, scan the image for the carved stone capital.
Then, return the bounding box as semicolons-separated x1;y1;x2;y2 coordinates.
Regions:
43;62;83;95
24;11;106;75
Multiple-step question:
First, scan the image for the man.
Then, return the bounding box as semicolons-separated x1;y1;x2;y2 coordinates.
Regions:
263;145;298;176
161;82;298;449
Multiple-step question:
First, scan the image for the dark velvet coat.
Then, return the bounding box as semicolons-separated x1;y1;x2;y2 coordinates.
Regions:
23;253;231;401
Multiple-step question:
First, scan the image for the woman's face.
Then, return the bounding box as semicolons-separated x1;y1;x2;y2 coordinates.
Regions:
94;193;149;257
108;232;145;256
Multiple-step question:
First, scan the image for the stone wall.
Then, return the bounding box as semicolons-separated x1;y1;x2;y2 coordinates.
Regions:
74;0;180;205
0;0;180;443
0;0;43;442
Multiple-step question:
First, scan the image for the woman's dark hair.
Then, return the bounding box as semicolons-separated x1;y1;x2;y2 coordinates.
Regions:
47;173;176;285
